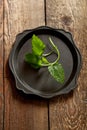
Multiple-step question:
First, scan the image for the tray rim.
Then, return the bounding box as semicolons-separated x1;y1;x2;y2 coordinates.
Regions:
9;26;82;98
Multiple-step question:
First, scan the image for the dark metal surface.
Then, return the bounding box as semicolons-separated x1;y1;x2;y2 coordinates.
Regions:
9;26;82;98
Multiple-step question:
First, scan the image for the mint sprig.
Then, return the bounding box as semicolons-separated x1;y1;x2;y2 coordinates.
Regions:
25;34;65;84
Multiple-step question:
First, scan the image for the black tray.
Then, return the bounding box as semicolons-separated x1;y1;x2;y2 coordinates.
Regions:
9;26;82;98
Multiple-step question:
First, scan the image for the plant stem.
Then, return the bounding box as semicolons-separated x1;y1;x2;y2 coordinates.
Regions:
49;37;60;62
42;50;53;57
41;37;60;67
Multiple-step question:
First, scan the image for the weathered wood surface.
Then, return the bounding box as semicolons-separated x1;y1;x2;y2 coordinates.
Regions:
0;0;86;130
0;0;4;130
46;0;87;130
4;0;48;130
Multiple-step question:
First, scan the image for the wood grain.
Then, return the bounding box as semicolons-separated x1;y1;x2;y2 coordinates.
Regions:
0;75;3;130
3;0;87;129
46;0;87;130
4;78;48;130
4;0;45;78
0;0;4;129
4;0;48;130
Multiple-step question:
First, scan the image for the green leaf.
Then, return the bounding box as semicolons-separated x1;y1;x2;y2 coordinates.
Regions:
24;35;65;84
41;57;49;64
32;34;46;56
25;53;38;64
25;53;42;68
48;63;65;84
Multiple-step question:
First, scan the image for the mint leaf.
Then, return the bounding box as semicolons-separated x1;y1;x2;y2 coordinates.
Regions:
24;35;65;84
25;53;38;64
25;53;42;68
32;34;46;56
48;63;65;84
41;57;49;64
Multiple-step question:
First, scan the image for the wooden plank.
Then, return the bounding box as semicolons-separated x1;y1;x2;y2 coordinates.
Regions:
0;75;3;130
4;78;48;130
0;0;4;129
46;0;87;130
4;0;45;78
4;0;48;130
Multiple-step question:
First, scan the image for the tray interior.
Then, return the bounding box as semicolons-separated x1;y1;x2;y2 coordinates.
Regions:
12;29;78;94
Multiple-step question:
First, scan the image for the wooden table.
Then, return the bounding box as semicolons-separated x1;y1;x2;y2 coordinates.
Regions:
0;0;87;130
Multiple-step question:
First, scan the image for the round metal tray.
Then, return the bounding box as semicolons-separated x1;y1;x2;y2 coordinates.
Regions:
9;26;82;98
